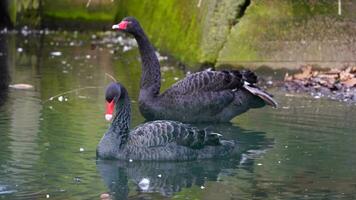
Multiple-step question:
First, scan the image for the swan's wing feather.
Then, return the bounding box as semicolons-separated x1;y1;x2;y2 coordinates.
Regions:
165;70;244;95
129;121;223;149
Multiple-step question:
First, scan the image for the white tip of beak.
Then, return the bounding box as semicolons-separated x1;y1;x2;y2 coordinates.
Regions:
105;114;113;121
244;81;251;86
112;24;119;30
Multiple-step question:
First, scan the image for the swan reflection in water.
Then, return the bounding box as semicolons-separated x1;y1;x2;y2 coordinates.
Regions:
97;126;272;200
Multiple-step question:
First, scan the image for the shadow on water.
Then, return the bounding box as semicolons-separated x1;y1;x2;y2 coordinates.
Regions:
97;125;273;200
0;34;10;106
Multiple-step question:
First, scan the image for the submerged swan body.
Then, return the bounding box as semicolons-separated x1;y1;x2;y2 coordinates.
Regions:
112;17;278;123
97;82;235;161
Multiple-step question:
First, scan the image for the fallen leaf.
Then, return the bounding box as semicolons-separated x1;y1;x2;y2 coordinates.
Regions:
341;78;356;87
9;84;34;90
294;65;313;80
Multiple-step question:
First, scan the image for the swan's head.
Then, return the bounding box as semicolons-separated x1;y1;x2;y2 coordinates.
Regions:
112;16;141;35
105;82;123;121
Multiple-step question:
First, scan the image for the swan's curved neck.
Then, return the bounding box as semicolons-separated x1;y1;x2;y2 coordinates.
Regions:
109;88;131;144
134;29;161;97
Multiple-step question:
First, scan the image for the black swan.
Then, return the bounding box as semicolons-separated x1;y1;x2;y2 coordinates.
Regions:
112;17;278;123
97;82;235;160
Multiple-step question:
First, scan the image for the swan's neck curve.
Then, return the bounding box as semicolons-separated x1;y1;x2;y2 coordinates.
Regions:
134;28;161;98
109;88;131;145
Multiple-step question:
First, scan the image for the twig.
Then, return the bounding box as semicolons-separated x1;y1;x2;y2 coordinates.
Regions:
44;73;116;104
86;0;92;7
43;86;101;104
197;0;202;7
105;73;117;82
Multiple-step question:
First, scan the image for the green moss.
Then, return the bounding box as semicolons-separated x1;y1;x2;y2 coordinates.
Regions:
43;10;112;21
115;0;202;65
42;0;116;22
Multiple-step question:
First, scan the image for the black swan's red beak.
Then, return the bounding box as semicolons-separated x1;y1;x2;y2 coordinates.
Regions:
112;21;128;30
105;100;115;121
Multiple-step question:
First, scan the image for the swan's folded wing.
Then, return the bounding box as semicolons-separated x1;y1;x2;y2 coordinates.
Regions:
165;70;244;95
129;121;222;149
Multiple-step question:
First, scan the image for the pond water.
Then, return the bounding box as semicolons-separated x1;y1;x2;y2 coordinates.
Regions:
0;31;356;200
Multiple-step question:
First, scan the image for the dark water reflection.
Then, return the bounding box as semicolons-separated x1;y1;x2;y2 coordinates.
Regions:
0;31;356;199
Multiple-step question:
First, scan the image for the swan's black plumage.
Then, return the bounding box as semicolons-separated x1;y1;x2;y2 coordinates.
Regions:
97;82;235;161
113;17;277;123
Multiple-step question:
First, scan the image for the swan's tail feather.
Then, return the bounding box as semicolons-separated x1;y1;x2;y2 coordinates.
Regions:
243;84;278;108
